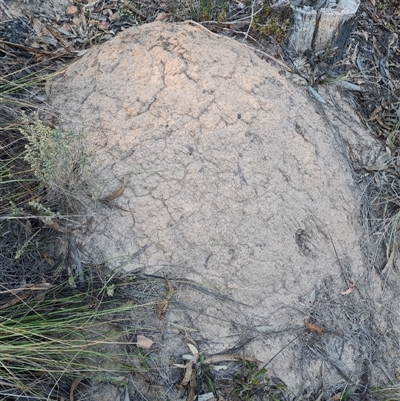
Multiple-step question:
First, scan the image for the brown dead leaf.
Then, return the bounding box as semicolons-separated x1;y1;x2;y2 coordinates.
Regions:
176;343;200;393
136;334;154;350
155;13;172;22
98;21;110;31
304;320;323;334
42;219;62;232
60;23;72;33
72;17;81;27
109;12;121;22
66;6;78;15
187;366;196;401
340;281;356;295
158;299;168;321
70;376;83;401
180;361;194;387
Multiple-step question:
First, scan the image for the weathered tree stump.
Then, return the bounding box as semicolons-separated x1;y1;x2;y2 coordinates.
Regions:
286;0;360;53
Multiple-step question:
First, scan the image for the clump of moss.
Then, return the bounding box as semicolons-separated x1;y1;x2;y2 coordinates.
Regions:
251;3;292;43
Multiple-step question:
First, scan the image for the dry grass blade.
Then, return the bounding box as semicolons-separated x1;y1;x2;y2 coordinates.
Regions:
203;354;261;364
370;383;400;401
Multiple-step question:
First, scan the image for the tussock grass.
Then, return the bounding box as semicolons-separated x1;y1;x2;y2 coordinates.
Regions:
370;383;400;401
0;35;157;401
0;275;143;400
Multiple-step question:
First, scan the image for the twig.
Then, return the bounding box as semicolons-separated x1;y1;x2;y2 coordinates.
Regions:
259;334;301;370
244;0;256;41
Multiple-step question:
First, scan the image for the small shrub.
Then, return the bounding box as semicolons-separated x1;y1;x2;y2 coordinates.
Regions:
20;114;86;191
251;3;292;44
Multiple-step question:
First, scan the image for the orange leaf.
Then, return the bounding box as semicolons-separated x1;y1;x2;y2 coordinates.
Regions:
304;320;323;334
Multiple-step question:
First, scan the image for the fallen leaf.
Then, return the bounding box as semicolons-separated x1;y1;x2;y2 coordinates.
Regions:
187;365;196;401
187;343;198;357
340;281;356;295
179;361;194;387
98;21;110;31
66;5;78;15
173;363;186;368
109;12;121;22
182;354;194;361
155;12;172;22
136;334;153;349
70;376;82;401
308;86;326;104
60;22;71;32
210;365;228;371
304;320;323;334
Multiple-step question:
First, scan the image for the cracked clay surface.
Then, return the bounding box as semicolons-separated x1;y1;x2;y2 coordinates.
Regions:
50;22;377;393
